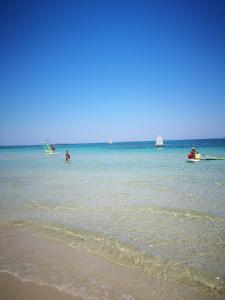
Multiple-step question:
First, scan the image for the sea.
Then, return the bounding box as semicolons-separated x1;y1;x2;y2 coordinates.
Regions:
0;139;225;296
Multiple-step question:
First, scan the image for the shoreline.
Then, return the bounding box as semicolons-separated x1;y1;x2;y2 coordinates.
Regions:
0;226;224;300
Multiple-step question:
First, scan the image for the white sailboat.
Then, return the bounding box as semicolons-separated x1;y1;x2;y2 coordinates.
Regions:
155;136;165;147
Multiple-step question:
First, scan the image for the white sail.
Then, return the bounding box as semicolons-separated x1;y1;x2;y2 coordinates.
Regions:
155;136;164;147
108;138;113;144
42;140;56;154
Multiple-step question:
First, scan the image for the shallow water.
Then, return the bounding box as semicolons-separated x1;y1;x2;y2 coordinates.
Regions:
0;139;225;293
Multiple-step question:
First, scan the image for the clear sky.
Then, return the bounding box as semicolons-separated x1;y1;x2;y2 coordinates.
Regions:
1;0;225;145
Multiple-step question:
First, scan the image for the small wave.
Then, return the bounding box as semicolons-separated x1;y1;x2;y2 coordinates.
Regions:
133;206;225;223
4;219;225;294
24;201;225;223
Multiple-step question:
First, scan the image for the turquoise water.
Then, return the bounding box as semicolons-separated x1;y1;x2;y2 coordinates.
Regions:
0;139;225;293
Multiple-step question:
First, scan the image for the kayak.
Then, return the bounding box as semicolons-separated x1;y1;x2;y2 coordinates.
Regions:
187;156;225;162
187;158;200;163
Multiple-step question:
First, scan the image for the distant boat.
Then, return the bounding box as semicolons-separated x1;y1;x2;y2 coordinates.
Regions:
108;138;113;145
155;136;165;147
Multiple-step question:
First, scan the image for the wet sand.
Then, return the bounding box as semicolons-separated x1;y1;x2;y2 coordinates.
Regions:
0;227;224;300
0;272;82;300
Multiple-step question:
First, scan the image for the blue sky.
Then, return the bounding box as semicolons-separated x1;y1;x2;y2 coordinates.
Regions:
1;0;225;145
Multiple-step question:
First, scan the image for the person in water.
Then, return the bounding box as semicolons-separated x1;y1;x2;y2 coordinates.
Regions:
65;150;70;161
188;147;199;159
50;144;55;151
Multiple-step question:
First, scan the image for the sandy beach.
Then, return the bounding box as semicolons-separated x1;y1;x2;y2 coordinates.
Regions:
0;226;224;300
0;272;82;300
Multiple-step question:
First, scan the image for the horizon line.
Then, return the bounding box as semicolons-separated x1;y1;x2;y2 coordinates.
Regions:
0;137;225;148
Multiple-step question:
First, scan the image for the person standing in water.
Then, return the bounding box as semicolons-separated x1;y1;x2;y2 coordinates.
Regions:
65;149;70;161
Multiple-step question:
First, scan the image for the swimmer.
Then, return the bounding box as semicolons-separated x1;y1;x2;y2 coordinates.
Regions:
65;149;70;161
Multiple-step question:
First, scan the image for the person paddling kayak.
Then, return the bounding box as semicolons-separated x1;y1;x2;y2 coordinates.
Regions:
188;147;200;159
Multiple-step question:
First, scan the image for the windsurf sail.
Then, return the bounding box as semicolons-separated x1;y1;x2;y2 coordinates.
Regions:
42;140;55;154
